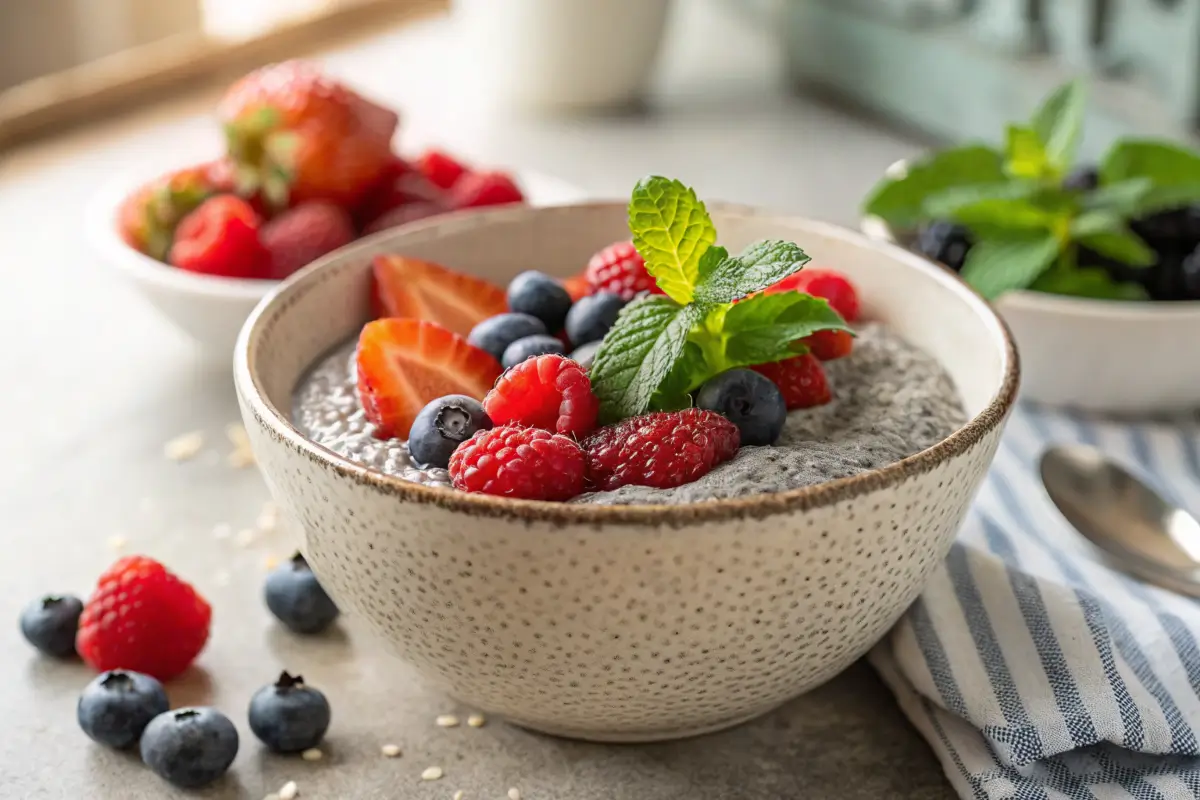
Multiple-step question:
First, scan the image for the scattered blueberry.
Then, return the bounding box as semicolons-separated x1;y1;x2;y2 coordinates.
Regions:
914;221;973;272
569;340;602;370
77;670;169;749
507;271;572;331
265;553;340;634
501;334;565;369
409;395;492;469
696;368;787;447
140;707;239;789
1131;206;1200;247
20;594;83;657
248;671;332;753
467;313;547;363
564;291;625;346
1062;165;1099;192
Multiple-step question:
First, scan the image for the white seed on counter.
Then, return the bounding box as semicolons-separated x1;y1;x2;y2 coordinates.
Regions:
466;713;485;728
278;781;299;800
164;431;205;462
436;715;460;728
106;535;127;551
508;789;521;800
421;766;444;781
381;743;402;758
453;792;465;800
301;748;323;762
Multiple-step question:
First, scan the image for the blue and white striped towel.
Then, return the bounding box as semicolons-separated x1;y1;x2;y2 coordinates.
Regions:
871;406;1200;800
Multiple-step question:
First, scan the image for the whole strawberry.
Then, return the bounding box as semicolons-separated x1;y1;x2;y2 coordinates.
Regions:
169;195;270;279
118;162;224;261
354;155;447;229
583;409;740;491
449;426;586;501
585;240;664;300
260;201;355;279
77;556;211;682
219;61;399;210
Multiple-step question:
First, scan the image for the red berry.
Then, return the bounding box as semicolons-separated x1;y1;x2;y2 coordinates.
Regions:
483;354;599;436
562;272;591;302
371;255;508;337
450;171;525;209
585;240;664;301
355;157;447;229
76;556;211;681
803;328;854;361
168;195;269;279
260;202;356;279
788;269;860;322
582;409;740;491
362;201;445;235
752;354;832;409
416;149;469;190
449;426;585;501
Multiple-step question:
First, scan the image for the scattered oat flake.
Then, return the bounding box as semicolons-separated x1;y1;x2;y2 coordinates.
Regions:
107;535;128;551
453;792;465;800
226;423;250;447
256;501;279;531
508;790;521;800
301;748;323;761
164;431;205;461
228;449;256;469
436;715;460;728
235;528;258;547
421;766;443;781
381;743;402;757
278;781;299;800
467;713;485;728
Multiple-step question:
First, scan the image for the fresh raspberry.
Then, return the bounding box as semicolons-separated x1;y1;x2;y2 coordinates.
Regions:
752;354;832;409
168;195;269;279
450;171;525;209
449;426;585;500
483;354;599;436
77;556;211;681
803;328;853;361
779;269;860;322
260;201;356;279
354;156;447;229
585;240;664;300
362;201;445;235
583;409;740;491
416;149;468;190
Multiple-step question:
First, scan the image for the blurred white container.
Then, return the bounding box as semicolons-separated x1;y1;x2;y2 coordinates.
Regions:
453;0;672;111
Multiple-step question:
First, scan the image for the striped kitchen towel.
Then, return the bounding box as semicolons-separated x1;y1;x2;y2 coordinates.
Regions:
870;406;1200;800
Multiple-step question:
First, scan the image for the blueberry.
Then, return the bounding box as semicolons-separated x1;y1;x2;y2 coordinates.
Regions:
696;369;787;447
20;594;82;657
140;707;239;789
265;553;340;634
248;671;331;753
1181;245;1200;300
569;340;602;370
914;221;973;271
77;670;169;749
501;334;565;369
1132;206;1200;250
564;292;625;346
1062;165;1099;192
1145;250;1190;301
507;271;572;331
409;395;492;469
467;313;547;363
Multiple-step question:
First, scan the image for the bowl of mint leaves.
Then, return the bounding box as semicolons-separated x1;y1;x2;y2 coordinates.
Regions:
860;79;1200;414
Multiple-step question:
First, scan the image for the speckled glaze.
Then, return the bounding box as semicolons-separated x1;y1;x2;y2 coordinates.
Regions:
235;203;1019;742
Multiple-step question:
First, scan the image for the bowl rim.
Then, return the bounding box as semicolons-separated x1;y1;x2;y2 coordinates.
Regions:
234;201;1020;526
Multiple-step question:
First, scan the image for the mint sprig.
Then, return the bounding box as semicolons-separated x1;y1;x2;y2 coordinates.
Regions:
589;176;850;423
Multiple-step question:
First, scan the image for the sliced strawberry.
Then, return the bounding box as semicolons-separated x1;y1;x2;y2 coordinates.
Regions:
356;319;502;439
371;255;507;337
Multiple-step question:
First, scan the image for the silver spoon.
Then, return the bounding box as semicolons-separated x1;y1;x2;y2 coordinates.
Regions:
1039;444;1200;597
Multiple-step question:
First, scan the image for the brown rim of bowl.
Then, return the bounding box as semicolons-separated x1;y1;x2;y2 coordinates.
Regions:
235;201;1020;527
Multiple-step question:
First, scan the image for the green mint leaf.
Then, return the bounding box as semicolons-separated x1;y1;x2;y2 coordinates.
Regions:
1100;139;1200;186
1075;229;1156;267
861;145;1005;229
1070;210;1124;238
654;342;707;411
722;292;849;367
921;181;1039;218
589;296;700;423
1005;125;1051;179
932;194;1060;240
1081;178;1153;215
1128;184;1200;217
1030;79;1086;171
628;176;717;304
1030;268;1148;300
960;234;1061;298
692;240;811;304
696;245;729;285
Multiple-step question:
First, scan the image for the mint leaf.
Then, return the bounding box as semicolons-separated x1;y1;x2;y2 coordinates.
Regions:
723;292;849;367
1030;80;1086;171
1075;229;1155;267
1100;139;1200;186
921;181;1039;219
696;245;729;285
960;235;1061;298
862;145;1005;228
1081;178;1152;215
941;196;1058;237
1005;125;1051;179
589;296;700;423
628;176;717;304
1030;268;1148;300
654;342;707;410
692;240;811;304
1070;210;1124;237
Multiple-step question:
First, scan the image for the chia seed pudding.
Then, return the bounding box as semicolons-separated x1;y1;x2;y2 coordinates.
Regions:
292;323;966;505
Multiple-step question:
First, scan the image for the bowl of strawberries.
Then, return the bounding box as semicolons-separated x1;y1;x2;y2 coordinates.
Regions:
87;61;585;358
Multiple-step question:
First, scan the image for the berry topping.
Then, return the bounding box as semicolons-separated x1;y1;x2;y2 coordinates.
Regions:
752;354;832;410
140;708;239;789
355;318;503;439
77;670;169;749
803;328;854;361
248;671;332;753
695;369;787;447
20;594;83;658
585;240;664;300
467;313;548;363
265;553;340;635
362;201;446;235
449;426;586;501
780;268;860;323
562;272;591;302
484;354;599;436
450;170;525;208
76;556;211;681
354;156;446;228
583;409;740;491
371;255;508;337
501;334;566;369
564;291;625;346
118;162;222;261
168;195;269;279
915;221;973;272
408;395;493;469
569;340;602;370
260;201;355;280
506;270;573;331
416;148;469;190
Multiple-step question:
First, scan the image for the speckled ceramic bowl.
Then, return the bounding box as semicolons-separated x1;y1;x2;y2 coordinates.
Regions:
234;202;1019;742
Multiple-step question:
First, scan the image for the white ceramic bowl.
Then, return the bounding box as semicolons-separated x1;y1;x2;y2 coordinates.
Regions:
861;169;1200;414
235;203;1018;742
86;170;589;359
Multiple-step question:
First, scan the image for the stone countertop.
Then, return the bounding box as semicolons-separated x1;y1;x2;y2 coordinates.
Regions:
0;3;953;797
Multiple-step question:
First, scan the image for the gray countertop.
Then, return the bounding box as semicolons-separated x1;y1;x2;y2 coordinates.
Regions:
0;3;953;797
